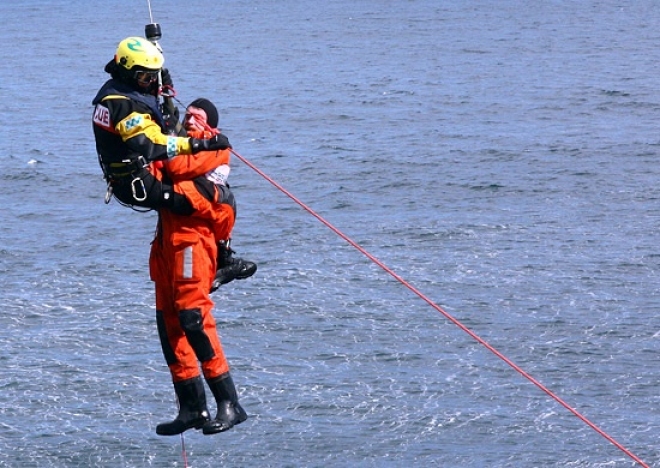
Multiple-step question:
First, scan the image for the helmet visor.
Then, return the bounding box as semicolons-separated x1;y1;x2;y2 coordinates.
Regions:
134;69;159;87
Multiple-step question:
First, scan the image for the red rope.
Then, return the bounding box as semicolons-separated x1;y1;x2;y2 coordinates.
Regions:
180;433;190;468
232;149;649;467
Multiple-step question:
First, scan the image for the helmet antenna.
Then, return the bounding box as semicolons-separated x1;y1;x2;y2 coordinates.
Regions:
144;0;162;51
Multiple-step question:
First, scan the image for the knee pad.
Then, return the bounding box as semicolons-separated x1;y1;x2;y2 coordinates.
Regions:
156;310;177;366
179;308;215;362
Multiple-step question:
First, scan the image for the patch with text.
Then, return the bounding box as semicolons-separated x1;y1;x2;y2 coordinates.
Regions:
93;104;112;130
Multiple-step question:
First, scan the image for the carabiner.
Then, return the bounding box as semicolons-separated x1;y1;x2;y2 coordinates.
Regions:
131;176;148;202
104;182;113;204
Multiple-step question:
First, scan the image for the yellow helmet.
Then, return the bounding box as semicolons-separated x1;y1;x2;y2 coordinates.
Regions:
114;37;164;71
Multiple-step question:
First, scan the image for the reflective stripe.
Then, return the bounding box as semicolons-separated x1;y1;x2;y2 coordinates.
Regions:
183;246;193;279
124;115;143;130
167;136;177;158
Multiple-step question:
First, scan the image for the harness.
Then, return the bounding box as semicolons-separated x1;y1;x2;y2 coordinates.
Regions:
93;79;167;211
99;154;150;205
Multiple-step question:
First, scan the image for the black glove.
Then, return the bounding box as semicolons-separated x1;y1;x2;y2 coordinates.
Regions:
160;68;173;87
190;134;232;153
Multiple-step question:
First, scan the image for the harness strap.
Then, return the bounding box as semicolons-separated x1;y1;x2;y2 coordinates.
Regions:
101;156;148;184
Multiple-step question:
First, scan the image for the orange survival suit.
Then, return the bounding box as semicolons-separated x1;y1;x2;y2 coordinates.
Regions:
149;133;235;384
149;130;247;436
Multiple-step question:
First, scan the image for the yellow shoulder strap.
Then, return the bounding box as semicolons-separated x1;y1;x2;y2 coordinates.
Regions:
101;95;130;102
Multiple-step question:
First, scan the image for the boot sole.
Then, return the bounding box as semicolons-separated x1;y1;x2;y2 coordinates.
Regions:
156;418;210;436
202;414;247;435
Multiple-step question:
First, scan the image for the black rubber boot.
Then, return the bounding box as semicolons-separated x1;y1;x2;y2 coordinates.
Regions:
202;373;248;435
210;241;257;293
156;377;211;436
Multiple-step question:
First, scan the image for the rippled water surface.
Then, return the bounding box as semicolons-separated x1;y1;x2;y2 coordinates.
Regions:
0;1;659;467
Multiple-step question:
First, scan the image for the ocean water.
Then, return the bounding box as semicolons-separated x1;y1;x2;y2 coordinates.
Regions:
0;1;658;467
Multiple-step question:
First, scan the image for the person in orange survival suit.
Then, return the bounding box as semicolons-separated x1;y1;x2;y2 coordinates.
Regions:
149;99;250;436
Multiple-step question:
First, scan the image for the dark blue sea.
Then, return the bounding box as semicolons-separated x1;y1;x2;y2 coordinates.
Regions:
0;1;658;466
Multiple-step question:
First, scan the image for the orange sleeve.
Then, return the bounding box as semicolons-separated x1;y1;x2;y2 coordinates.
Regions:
163;129;231;181
164;149;230;181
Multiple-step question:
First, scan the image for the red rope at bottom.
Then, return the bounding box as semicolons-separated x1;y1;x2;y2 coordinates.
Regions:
180;433;189;468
